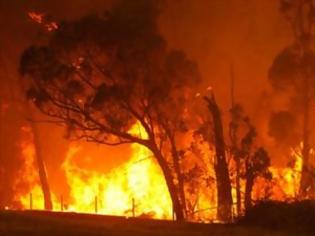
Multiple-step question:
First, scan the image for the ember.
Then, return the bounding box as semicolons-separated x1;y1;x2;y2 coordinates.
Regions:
2;2;315;234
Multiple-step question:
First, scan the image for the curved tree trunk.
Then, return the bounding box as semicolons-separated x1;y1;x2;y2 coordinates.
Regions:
150;144;184;221
205;93;233;222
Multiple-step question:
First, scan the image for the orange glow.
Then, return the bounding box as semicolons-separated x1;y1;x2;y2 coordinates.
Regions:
16;124;173;219
14;124;307;221
62;141;172;218
13;126;58;209
252;144;303;202
28;11;58;31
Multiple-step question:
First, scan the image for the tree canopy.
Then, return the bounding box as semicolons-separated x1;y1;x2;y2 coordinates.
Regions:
20;0;200;147
19;0;200;221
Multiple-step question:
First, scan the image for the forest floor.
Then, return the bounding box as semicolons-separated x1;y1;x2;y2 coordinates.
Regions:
0;210;312;236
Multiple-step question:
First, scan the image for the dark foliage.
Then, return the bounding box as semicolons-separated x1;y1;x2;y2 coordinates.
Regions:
19;0;200;221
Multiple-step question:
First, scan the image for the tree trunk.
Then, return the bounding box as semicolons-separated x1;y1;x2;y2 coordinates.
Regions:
26;105;53;210
235;154;241;215
244;172;254;212
244;157;255;211
205;94;233;222
167;131;187;218
299;75;311;198
150;144;184;221
230;119;241;215
230;64;241;216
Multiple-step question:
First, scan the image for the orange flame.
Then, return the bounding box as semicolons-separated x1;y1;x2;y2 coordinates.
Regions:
62;141;172;218
14;124;307;221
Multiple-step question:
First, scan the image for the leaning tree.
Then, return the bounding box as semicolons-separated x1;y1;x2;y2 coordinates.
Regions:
269;0;315;198
19;0;200;220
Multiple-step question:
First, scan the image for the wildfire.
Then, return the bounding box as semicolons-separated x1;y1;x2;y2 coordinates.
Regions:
252;144;303;202
16;124;172;219
270;145;303;200
62;142;172;218
13;124;307;221
13;126;58;210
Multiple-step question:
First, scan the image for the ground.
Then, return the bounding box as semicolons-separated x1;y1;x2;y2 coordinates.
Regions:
0;210;311;236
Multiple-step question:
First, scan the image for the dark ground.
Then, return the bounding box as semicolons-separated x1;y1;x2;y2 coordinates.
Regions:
0;209;312;236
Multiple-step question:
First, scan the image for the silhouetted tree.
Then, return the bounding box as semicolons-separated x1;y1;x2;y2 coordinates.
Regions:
238;118;271;211
204;92;233;222
270;0;315;197
20;0;200;220
229;102;271;213
244;147;270;211
229;103;244;216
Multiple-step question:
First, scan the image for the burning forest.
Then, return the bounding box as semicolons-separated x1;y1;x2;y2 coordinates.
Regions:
1;0;315;235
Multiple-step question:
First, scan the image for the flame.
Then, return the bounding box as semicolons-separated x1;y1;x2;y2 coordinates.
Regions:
252;144;303;201
13;126;58;209
13;124;309;221
62;141;172;218
270;145;303;200
16;124;172;219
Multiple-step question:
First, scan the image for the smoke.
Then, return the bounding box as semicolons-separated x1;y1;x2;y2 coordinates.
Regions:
0;0;299;207
268;111;299;147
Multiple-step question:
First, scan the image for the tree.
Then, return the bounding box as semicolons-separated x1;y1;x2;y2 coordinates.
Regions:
25;107;53;210
229;103;245;216
204;92;233;222
244;148;270;211
229;102;271;213
269;0;315;198
0;51;52;210
239;120;271;211
19;0;200;220
229;64;242;216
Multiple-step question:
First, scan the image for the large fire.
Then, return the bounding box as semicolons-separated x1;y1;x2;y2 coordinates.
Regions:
252;146;303;202
62;142;172;218
15;124;173;219
12;124;306;221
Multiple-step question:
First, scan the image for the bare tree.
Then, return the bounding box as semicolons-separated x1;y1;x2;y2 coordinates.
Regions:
204;92;233;222
229;65;242;216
